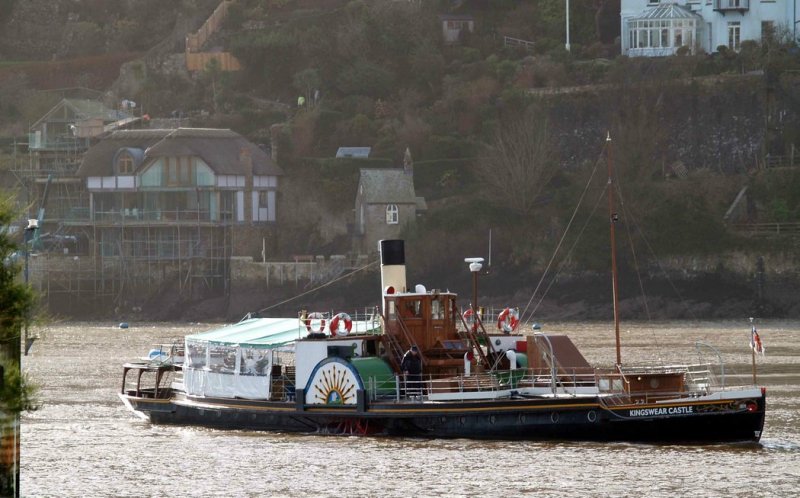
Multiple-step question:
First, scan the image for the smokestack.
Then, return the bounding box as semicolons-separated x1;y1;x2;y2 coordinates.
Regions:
379;240;406;306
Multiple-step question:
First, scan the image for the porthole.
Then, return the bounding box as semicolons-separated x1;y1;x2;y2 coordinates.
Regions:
587;410;597;423
459;416;466;425
551;412;559;423
440;416;447;423
489;415;496;424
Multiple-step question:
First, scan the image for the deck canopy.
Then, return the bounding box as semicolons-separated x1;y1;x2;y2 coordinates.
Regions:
186;318;307;349
183;317;381;399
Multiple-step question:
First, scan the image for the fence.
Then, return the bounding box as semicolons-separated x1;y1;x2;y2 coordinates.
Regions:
185;0;242;72
503;36;535;51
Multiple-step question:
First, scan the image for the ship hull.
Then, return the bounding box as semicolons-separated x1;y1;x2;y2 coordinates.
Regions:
121;389;766;444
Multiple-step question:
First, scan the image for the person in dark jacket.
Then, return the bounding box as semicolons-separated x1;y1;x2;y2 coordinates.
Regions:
401;345;423;397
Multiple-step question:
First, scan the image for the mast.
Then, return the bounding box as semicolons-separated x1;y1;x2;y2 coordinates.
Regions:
606;132;622;367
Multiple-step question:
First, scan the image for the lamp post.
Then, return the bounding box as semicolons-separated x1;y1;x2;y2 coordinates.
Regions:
565;0;571;52
465;257;484;332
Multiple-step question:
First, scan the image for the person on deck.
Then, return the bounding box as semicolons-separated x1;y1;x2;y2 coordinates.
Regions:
401;345;423;397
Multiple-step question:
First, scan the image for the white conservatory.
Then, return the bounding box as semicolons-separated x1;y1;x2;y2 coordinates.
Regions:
624;4;703;57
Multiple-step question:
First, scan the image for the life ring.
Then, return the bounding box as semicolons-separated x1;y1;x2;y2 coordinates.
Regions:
463;309;477;327
305;312;327;334
329;312;353;336
497;307;520;333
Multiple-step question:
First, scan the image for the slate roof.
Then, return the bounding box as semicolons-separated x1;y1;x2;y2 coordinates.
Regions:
77;128;282;177
358;169;417;204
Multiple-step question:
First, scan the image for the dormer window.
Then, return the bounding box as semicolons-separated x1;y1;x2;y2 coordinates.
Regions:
117;151;134;174
386;204;398;224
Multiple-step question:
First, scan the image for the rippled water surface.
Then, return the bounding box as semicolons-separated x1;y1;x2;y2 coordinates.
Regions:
21;320;800;497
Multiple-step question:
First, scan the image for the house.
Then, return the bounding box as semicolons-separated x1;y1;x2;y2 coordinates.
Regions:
77;128;281;226
20;98;139;234
354;148;426;253
63;128;283;303
29;98;134;169
438;14;475;44
620;1;797;57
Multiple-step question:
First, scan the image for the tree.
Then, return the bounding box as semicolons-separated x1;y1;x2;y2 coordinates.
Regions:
0;195;38;497
293;68;321;108
476;107;557;216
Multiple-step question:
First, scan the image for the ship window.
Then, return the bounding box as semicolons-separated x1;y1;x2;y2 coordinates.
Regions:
431;299;441;319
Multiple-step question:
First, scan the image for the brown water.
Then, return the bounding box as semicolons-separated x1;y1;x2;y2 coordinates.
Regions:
21;320;800;497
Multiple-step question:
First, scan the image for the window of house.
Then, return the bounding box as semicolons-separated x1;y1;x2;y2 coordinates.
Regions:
762;21;775;43
728;21;741;51
386;204;398;224
117;152;134;174
164;157;195;186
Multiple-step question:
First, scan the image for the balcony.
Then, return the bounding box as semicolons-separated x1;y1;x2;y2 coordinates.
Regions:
713;0;749;14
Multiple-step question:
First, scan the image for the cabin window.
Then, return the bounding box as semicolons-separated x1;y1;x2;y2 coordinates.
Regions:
386;204;398;224
431;298;444;320
402;299;422;318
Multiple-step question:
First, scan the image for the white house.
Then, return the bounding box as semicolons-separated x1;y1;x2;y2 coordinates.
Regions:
621;1;800;57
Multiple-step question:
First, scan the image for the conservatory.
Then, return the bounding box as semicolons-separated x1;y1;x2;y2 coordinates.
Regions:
623;4;704;57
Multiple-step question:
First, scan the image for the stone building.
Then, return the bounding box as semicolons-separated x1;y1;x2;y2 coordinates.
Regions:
354;147;426;254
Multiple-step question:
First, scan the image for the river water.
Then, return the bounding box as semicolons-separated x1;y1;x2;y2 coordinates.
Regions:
20;320;800;497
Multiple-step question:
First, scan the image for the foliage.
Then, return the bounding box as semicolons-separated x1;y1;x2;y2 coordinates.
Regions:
475;104;557;216
0;194;38;415
0;363;38;414
335;60;395;98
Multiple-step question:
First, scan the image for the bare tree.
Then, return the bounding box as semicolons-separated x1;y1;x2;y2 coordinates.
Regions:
477;108;556;216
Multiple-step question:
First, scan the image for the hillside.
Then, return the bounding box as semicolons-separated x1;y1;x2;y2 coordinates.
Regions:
2;0;800;320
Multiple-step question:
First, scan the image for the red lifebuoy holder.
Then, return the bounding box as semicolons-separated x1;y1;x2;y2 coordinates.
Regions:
497;307;520;333
305;312;327;334
329;312;353;336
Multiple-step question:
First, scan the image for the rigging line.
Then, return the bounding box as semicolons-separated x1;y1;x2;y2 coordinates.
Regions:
519;145;605;324
622;195;699;322
614;181;662;363
617;184;652;322
613;182;653;322
255;259;379;314
529;188;606;318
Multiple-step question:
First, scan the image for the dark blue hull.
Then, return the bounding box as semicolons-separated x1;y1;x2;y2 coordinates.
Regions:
130;390;766;444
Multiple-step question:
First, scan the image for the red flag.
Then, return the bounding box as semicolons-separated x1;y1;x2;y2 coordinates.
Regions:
750;325;765;355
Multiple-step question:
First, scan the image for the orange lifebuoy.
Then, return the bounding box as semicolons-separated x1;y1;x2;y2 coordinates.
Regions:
497;307;520;333
329;312;353;336
305;312;327;334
